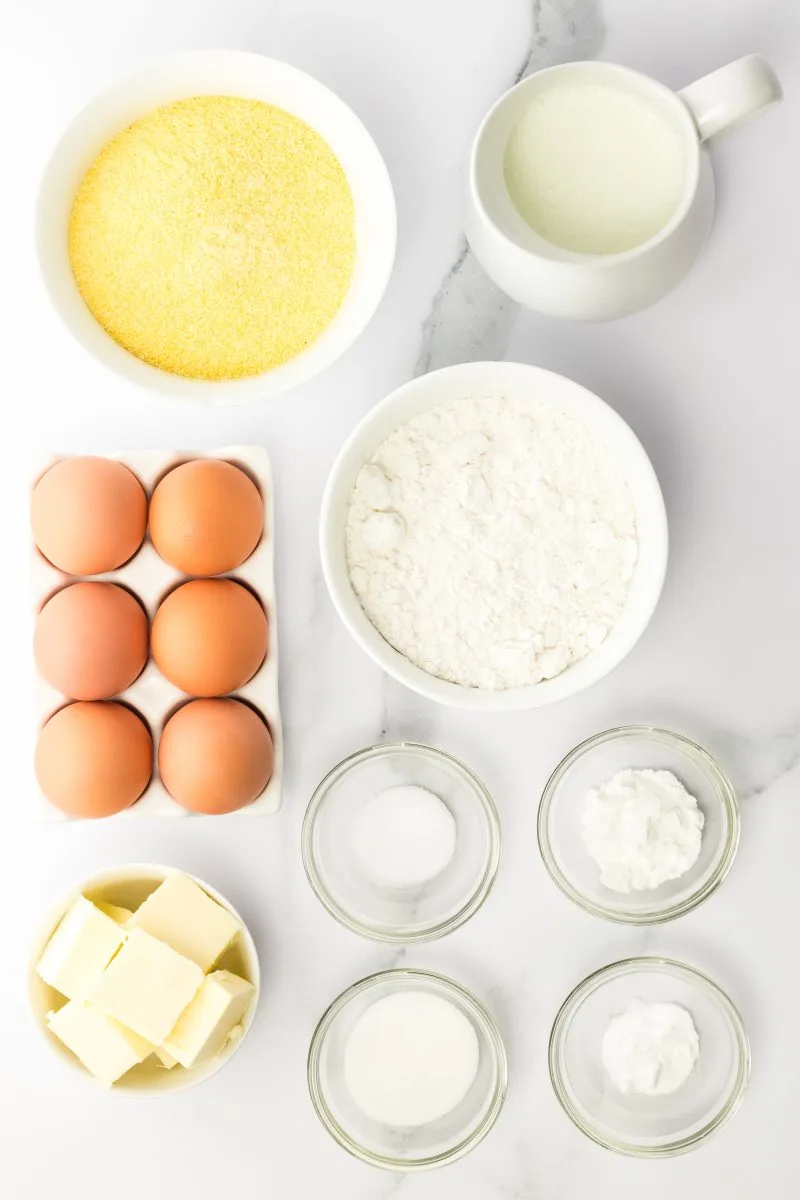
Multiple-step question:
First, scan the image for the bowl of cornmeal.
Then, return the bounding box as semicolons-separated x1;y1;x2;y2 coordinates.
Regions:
37;50;396;404
29;865;260;1093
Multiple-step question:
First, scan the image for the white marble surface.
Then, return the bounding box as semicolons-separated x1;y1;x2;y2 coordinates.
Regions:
1;0;798;1195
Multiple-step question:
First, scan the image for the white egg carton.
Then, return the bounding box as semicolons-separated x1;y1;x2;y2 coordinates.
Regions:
31;445;282;820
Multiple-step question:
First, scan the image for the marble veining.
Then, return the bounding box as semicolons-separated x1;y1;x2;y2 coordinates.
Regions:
720;721;800;801
4;0;799;1197
413;0;605;380
383;0;606;750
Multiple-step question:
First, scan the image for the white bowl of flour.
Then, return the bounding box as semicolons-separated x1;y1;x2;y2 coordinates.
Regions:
321;361;667;710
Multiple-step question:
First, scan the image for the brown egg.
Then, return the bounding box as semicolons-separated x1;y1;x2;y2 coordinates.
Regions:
159;698;274;814
35;702;152;818
31;457;147;575
151;579;268;696
35;583;148;700
149;459;263;576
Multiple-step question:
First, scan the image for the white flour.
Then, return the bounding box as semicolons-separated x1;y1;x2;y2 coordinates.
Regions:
582;768;704;893
346;393;638;690
602;1000;700;1096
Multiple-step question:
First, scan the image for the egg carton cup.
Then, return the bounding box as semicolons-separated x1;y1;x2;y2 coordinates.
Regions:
31;445;282;820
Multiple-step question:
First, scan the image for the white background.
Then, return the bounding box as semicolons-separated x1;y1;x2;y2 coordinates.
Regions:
2;0;798;1196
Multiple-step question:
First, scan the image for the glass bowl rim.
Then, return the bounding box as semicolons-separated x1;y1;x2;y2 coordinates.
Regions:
301;741;502;943
307;966;509;1171
537;725;740;925
548;955;751;1158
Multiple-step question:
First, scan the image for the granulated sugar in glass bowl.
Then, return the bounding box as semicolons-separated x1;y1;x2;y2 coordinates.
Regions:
308;969;507;1170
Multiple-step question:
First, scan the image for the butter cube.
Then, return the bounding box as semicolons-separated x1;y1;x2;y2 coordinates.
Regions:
89;928;203;1045
163;970;255;1068
37;896;126;1000
48;1001;153;1086
96;901;134;924
127;874;240;971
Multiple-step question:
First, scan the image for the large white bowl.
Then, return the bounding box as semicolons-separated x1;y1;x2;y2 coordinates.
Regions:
29;864;260;1095
36;50;396;405
320;361;668;711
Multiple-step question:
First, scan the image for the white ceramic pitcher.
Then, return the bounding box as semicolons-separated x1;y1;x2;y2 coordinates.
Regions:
466;55;782;320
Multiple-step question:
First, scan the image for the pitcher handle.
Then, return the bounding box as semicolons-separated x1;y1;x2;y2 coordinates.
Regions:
678;53;782;142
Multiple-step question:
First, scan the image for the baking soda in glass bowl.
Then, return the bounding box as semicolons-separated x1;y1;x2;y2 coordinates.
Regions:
549;958;749;1156
601;999;700;1097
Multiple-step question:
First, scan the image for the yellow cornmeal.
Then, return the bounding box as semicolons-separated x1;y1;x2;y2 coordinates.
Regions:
69;96;356;380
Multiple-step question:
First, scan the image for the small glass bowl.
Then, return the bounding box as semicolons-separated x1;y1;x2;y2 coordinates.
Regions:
549;957;750;1157
308;968;508;1170
538;726;740;924
302;742;501;943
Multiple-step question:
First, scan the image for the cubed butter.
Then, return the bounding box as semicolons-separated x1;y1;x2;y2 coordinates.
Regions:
47;1001;153;1086
163;970;255;1068
37;896;126;1000
127;873;241;971
88;928;203;1045
96;901;134;924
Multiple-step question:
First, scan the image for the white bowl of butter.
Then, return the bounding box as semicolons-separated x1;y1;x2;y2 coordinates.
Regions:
28;865;260;1093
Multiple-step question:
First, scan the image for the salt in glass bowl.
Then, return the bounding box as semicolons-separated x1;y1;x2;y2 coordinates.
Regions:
302;742;500;943
549;957;750;1156
308;968;508;1170
538;726;740;923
